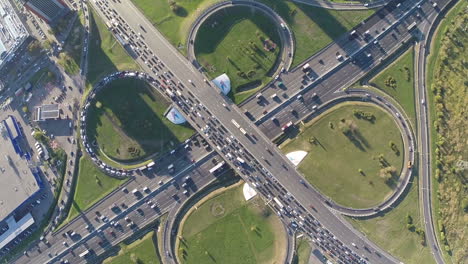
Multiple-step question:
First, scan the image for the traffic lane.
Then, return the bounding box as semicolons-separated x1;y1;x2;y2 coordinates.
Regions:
244;0;434;120
242;0;408;100
64;159;219;264
247;13;418;122
93;1;398;263
22;146;215;262
30;153;218;264
206;107;398;264
102;1;438;262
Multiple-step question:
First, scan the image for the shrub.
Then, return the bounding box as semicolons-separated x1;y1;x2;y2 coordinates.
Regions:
385;76;397;89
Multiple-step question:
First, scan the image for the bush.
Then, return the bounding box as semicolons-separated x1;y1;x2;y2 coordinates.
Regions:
389;141;400;156
385;76;397;89
353;109;375;122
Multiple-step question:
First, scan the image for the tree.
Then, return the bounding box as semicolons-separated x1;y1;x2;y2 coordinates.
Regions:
379;166;396;182
28;41;41;54
22;106;29;113
42;40;52;50
32;130;46;142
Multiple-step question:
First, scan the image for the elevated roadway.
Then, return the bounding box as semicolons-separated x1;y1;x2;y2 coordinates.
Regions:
10;0;455;263
89;1;405;263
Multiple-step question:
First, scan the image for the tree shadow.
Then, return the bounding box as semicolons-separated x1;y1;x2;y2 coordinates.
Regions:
86;78;190;162
174;6;188;17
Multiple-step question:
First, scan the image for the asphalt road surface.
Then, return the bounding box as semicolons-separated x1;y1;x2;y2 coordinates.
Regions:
11;0;454;263
87;1;403;264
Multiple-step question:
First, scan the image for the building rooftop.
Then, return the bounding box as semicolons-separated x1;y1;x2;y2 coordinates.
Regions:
0;0;29;69
0;119;40;221
33;104;60;121
0;213;35;250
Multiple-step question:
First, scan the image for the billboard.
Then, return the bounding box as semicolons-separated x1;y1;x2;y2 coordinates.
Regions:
212;73;231;95
165;107;186;124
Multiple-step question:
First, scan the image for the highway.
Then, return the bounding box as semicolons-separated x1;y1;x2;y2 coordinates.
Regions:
240;0;433;122
14;138;224;264
10;0;455;263
86;1;404;263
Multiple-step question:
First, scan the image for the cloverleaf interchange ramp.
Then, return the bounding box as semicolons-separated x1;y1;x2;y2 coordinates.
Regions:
9;0;456;263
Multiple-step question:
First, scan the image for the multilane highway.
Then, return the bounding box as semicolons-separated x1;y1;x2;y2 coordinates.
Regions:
87;1;404;264
12;0;454;263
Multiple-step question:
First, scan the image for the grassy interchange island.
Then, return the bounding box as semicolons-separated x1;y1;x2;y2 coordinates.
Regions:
280;103;404;208
86;77;194;164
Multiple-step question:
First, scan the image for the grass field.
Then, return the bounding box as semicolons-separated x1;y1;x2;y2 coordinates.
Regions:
295;238;312;264
178;184;286;264
58;52;80;75
132;0;222;50
87;7;139;86
426;3;468;262
370;47;416;126
87;78;194;161
64;156;126;222
280;103;404;208
347;172;435;264
86;77;194;162
259;0;374;67
62;10;85;72
104;231;161;264
133;0;374;69
195;6;281;103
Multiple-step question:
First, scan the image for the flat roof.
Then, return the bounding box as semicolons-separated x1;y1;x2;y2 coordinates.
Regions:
0;122;40;221
0;0;29;67
0;213;34;250
5;116;18;139
34;104;60;121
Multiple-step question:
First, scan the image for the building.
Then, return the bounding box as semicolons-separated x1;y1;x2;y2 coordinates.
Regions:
22;0;68;24
33;104;60;121
0;116;43;251
0;0;29;70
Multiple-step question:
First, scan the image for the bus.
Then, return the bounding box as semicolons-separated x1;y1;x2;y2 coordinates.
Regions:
209;161;225;173
231;119;240;128
273;197;284;209
407;21;417;31
79;250;90;258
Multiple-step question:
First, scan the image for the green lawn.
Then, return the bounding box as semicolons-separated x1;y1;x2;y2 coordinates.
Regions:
370;47;416;126
280;103;404;208
63;10;85;69
104;231;161;264
87;7;139;85
195;6;281;103
296;238;312;264
58;52;80;75
86;77;194;162
178;184;285;264
347;172;435;264
132;0;222;49
259;0;375;68
65;156;126;222
133;0;374;69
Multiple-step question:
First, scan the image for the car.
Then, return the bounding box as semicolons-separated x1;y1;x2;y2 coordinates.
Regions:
281;121;293;131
